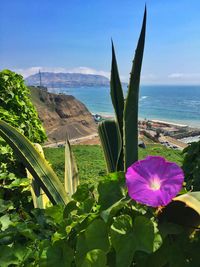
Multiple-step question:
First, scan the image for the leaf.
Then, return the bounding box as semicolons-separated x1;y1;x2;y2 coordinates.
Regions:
110;41;124;136
158;192;200;229
45;205;64;224
110;215;155;267
110;215;136;267
0;199;14;213
27;143;49;209
98;120;123;172
0;246;19;267
98;173;125;210
46;240;74;267
0;214;12;231
133;216;154;253
110;41;124;171
85;219;110;252
72;183;94;202
124;7;147;169
81;249;107;267
76;232;88;267
100;198;128;223
0;120;69;205
64;138;79;197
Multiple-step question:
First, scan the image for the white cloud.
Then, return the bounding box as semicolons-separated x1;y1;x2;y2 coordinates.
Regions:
168;72;200;79
67;67;110;78
13;66;110;78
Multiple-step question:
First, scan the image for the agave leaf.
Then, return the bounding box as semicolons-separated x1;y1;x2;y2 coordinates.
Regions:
158;192;200;229
98;120;122;172
124;7;147;169
174;192;200;215
110;40;124;136
64;138;79;197
110;41;124;171
27;143;50;209
0;120;69;205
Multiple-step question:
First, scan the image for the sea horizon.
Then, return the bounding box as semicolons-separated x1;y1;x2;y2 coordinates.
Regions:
48;84;200;129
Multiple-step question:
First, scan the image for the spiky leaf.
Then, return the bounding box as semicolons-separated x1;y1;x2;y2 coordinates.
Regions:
124;7;147;169
64;138;79;197
27;143;49;208
98;120;123;172
158;192;200;229
0;120;68;205
110;41;124;136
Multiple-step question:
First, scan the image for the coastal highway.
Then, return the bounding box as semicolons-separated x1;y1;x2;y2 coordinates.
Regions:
43;133;99;148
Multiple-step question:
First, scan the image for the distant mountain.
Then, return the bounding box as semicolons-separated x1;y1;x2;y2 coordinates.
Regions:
25;72;110;87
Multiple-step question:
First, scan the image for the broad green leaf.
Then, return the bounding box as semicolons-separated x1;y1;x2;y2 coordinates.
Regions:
45;205;64;224
73;183;94;202
98;174;124;210
100;198;128;223
46;240;74;267
0;214;12;231
0;246;19;267
111;215;136;267
0;120;68;205
124;7;147;169
85;219;110;252
133;216;154;253
81;249;107;267
0;199;14;213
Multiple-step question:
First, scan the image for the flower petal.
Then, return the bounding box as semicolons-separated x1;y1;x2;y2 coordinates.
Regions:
126;156;184;207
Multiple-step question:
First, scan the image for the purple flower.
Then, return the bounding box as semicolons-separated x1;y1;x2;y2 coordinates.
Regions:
125;156;184;207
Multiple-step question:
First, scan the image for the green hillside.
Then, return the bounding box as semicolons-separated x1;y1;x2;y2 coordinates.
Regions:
44;144;183;185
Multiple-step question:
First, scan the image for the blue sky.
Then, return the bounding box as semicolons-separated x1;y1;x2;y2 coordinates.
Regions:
1;0;200;84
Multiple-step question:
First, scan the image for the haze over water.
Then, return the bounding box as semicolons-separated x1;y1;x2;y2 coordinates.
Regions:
48;85;200;128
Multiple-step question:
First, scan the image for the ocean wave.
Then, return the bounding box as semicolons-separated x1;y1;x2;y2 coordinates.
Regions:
140;96;148;100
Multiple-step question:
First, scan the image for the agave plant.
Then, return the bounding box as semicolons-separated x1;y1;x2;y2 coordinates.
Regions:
98;7;146;172
0;120;79;207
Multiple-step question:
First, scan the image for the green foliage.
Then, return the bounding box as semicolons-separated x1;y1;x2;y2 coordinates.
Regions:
1;171;200;266
98;8;147;172
182;141;200;190
0;70;46;143
44;145;107;185
0;69;47;221
0;120;69;205
44;144;183;185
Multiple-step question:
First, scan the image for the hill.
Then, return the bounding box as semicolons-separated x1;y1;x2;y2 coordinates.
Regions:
26;72;109;87
29;86;97;144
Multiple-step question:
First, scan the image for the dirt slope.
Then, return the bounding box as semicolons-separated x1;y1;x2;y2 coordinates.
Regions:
29;86;97;144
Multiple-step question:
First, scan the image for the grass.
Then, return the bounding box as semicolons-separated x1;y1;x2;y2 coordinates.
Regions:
44;145;107;184
44;144;183;184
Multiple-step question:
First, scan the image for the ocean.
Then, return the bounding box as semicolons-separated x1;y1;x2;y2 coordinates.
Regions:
48;85;200;128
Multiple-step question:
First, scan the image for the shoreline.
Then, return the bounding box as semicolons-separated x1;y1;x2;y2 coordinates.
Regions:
92;112;200;130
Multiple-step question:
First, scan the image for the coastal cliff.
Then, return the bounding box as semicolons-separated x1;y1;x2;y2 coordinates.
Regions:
29;86;97;144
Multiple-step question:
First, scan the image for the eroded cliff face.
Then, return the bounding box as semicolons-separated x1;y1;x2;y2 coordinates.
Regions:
29;86;97;143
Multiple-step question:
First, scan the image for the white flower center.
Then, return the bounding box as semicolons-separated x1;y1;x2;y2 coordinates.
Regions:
149;179;161;191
